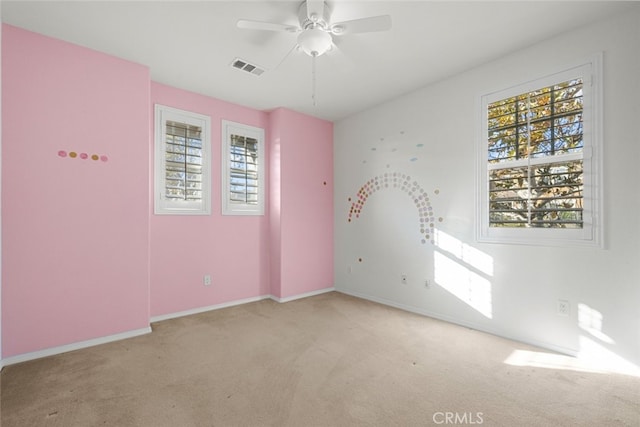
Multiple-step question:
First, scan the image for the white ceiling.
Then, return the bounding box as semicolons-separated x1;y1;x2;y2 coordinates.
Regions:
2;1;635;122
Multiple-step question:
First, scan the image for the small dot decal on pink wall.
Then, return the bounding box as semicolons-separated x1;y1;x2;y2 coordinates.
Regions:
58;150;109;163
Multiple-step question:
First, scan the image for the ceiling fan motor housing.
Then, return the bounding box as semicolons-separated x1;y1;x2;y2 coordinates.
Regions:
298;1;331;30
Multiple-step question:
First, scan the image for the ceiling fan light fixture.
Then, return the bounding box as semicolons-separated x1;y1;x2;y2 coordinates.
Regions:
297;28;332;57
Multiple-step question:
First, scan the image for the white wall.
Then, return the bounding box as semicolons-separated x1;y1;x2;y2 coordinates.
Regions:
334;8;640;370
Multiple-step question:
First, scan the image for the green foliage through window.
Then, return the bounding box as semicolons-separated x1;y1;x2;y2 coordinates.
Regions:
487;78;584;228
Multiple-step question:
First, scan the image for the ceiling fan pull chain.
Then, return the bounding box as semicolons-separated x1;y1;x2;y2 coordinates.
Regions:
312;53;317;106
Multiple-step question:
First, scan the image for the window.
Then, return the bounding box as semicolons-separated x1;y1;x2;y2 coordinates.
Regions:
154;105;211;215
221;120;265;215
477;56;602;246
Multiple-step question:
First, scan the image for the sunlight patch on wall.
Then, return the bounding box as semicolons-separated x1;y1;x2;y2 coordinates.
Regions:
433;229;493;319
434;252;492;318
578;303;614;344
505;304;639;377
433;230;493;318
434;229;493;276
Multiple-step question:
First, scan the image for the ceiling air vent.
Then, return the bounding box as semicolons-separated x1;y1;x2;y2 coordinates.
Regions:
231;58;265;76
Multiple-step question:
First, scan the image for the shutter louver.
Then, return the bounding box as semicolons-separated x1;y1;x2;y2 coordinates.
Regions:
165;121;203;202
229;134;259;205
487;78;584;228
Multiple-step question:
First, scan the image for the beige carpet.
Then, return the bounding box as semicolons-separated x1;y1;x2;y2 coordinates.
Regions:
1;292;638;426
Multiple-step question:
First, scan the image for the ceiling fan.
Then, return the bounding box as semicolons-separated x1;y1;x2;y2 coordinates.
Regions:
237;0;392;59
237;1;391;105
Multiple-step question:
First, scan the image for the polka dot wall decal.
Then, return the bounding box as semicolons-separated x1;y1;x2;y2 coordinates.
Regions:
348;171;439;245
57;150;109;163
410;157;418;162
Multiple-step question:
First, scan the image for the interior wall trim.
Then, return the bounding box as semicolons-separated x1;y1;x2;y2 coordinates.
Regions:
270;287;335;303
150;295;272;323
2;326;152;367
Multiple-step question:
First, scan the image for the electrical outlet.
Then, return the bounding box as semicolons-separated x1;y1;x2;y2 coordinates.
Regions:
204;275;212;286
401;274;408;284
557;299;570;316
425;279;431;289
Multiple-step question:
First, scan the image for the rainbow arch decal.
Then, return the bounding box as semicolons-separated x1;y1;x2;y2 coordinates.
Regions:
348;172;437;245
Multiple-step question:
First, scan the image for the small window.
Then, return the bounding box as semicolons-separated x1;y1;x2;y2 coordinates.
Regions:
154;105;211;215
477;56;602;246
221;120;265;215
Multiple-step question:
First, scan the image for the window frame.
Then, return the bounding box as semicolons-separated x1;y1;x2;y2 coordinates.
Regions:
476;54;603;247
221;120;265;216
154;104;211;215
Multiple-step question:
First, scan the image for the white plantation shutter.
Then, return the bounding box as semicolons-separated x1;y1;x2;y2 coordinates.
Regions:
477;56;602;246
487;78;584;228
229;135;259;205
155;105;211;215
164;121;204;202
222;121;265;215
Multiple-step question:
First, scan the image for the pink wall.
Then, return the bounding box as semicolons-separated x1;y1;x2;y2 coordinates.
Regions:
269;110;283;298
2;25;150;357
1;23;334;360
149;83;271;317
269;108;334;299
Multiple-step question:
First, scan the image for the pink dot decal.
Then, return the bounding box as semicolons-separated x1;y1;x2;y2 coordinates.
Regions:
57;150;109;164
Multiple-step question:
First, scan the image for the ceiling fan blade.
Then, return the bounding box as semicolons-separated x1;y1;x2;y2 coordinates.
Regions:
330;15;392;35
237;19;300;33
306;0;325;23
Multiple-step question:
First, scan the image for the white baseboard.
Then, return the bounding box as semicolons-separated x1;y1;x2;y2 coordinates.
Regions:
2;326;152;367
150;294;272;323
1;288;337;367
337;288;579;358
152;288;336;323
270;287;335;303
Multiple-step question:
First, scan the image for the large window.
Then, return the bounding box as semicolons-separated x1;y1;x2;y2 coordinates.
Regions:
221;120;265;215
154;105;211;215
477;56;601;246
